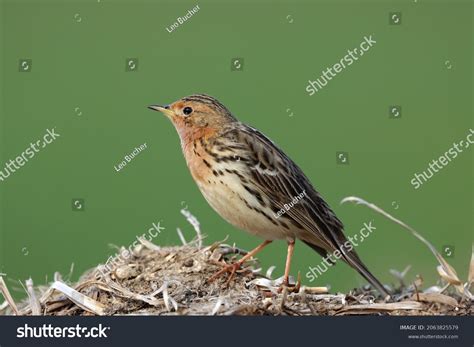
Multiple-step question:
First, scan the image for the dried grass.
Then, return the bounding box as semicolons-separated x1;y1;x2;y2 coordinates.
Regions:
0;203;472;316
0;240;471;316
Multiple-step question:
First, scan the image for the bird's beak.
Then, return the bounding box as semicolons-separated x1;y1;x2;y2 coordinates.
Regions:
147;104;174;118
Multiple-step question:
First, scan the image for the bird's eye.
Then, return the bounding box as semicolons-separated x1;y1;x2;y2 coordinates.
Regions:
183;107;193;116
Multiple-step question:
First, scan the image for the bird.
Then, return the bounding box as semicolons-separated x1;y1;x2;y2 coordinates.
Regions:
148;94;389;296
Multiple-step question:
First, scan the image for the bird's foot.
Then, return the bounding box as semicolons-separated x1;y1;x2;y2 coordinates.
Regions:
207;240;272;286
208;261;247;286
277;272;301;294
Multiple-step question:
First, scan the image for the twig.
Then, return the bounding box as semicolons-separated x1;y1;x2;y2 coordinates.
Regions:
177;228;188;245
51;281;106;315
66;263;75;281
337;301;424;313
26;278;41;315
279;286;288;311
0;301;9;311
161;281;178;312
341;196;467;297
266;266;276;278
389;265;412;287
303;286;329;294
413;281;420;302
104;278;161;307
301;290;317;315
0;276;19;315
181;208;203;249
468;244;474;288
210;297;224;315
411;293;458;307
54;272;62;282
137;236;161;252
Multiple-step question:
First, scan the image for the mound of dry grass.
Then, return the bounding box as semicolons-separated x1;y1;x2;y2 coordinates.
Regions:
1;198;472;316
0;239;471;316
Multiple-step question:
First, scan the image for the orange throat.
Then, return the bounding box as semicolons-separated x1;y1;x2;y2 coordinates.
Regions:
172;118;218;155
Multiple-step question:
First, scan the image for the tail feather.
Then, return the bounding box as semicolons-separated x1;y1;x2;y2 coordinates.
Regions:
342;249;390;297
305;240;390;297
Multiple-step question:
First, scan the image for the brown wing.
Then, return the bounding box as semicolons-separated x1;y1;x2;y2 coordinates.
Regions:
228;123;345;250
218;123;388;296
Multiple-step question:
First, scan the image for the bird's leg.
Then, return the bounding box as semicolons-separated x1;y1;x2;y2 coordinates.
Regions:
208;240;272;285
278;239;297;293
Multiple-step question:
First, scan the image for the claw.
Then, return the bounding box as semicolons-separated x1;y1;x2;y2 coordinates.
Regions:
207;240;272;286
208;262;242;285
225;264;239;286
293;271;301;293
277;272;301;294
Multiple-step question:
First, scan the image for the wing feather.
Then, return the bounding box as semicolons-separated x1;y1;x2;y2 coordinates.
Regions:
217;123;389;296
229;124;345;252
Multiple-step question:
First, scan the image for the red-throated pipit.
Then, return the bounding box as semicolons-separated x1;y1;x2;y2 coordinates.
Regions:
148;94;388;296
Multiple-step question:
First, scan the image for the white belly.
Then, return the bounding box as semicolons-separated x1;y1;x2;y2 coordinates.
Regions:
196;172;291;241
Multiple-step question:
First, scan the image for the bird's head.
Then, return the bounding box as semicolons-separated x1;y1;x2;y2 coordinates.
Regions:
148;94;237;141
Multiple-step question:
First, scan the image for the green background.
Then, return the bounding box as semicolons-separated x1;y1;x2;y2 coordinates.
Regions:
0;0;472;298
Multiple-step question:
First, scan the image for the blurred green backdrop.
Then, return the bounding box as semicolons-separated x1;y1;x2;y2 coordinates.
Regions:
0;0;472;298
